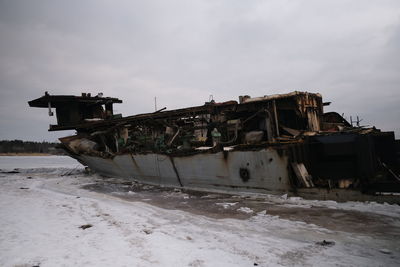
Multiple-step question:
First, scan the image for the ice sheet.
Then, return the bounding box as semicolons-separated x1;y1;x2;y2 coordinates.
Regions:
1;156;399;266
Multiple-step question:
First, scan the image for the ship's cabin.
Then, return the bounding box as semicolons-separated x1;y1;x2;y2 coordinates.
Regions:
28;92;122;131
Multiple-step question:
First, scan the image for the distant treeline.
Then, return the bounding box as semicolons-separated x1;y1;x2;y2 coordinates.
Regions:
0;140;64;154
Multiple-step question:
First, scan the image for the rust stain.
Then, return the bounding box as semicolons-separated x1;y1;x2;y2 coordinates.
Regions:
168;156;183;187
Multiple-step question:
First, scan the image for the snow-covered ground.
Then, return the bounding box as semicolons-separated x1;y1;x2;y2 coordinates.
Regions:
0;156;399;267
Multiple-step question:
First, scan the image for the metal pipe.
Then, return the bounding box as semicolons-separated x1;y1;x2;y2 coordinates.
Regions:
48;102;54;116
167;128;181;146
219;120;239;145
273;100;280;137
154;107;167;113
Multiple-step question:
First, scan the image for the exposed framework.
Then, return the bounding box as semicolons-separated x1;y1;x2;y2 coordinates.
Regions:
30;91;325;154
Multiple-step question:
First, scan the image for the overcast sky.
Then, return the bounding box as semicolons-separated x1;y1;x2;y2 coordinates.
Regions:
0;0;399;142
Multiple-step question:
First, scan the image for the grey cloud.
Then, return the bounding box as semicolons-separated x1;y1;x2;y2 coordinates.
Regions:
0;0;399;141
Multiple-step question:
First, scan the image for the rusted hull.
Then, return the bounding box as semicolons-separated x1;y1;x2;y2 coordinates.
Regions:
28;91;400;201
74;148;292;194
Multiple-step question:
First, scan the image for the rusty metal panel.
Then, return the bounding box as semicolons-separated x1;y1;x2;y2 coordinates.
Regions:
173;148;291;192
78;155;127;178
155;154;182;186
113;154;161;185
76;148;292;194
173;153;230;185
111;154;182;187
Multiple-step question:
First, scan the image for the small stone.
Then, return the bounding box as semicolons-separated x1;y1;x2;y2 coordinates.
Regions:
143;229;152;235
79;224;93;230
316;240;335;247
379;249;391;255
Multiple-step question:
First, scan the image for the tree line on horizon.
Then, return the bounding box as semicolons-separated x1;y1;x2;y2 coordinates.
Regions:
0;140;64;154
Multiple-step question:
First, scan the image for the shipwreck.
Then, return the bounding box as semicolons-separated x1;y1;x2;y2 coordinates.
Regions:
29;91;400;202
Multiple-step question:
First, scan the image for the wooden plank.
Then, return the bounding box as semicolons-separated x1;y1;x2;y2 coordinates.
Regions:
291;162;314;188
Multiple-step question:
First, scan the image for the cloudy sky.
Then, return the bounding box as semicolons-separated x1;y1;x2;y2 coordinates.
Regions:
0;0;399;141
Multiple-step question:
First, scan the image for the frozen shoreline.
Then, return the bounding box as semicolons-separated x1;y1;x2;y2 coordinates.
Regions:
0;155;81;170
1;157;399;266
0;153;55;156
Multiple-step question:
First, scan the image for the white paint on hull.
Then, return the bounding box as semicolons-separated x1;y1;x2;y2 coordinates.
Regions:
76;148;292;194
